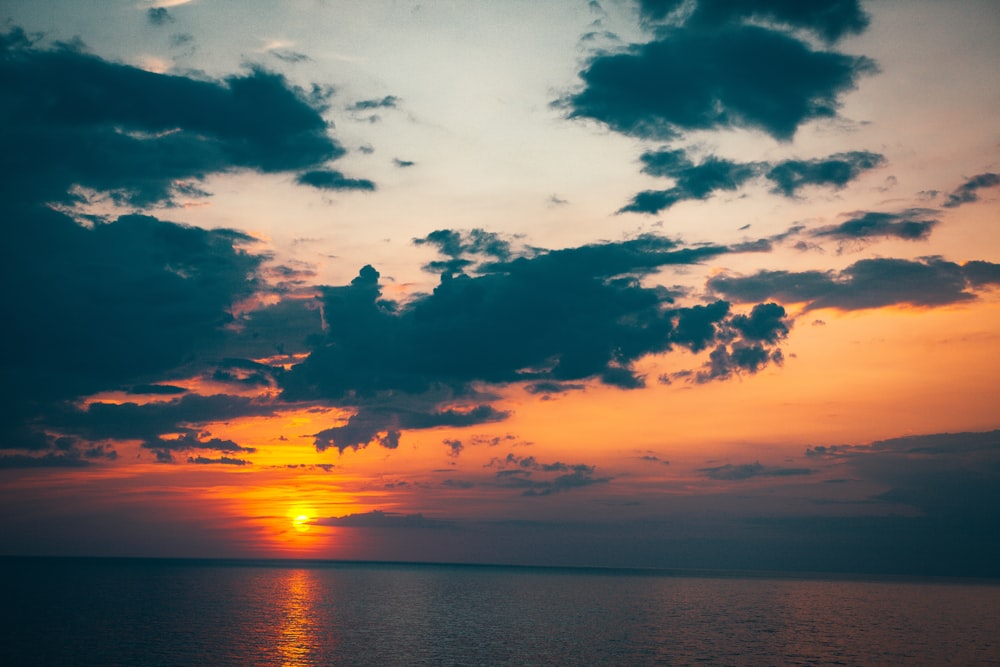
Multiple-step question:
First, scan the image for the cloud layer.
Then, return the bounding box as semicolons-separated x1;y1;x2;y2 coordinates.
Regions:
709;257;1000;310
621;149;884;214
564;22;874;141
1;28;355;207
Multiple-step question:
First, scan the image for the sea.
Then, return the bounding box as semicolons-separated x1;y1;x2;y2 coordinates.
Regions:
2;557;998;666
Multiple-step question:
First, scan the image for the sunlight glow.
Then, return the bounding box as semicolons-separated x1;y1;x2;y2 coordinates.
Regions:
292;514;311;533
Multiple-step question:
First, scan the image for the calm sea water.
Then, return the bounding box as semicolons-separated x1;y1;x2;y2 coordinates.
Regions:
2;558;998;666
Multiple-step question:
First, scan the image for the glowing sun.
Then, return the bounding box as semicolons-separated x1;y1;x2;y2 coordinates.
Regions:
292;514;311;533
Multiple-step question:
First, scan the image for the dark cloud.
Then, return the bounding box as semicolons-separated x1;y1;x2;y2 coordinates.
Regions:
444;439;464;457
43;394;276;451
128;384;188;396
805;432;1000;565
186;456;251;466
696;342;784;382
393;158;416;168
699;461;813;480
562;24;875;141
414;228;513;274
311;405;509;453
766;151;885;196
731;239;774;254
495;467;612;497
0;208;268;449
654;0;870;43
729;302;788;343
349;96;400;111
622;151;759;214
810;209;938;242
622;149;883;214
280;234;787;451
0;432;119;465
312;510;449;529
708;257;1000;311
211;358;277;388
153;433;255;454
962;260;1000;287
295;169;376;191
270;49;311;64
147;8;174;26
491;455;612;496
221;297;326;359
941;172;1000;208
0;30;357;207
525;382;587;395
281;236;769;400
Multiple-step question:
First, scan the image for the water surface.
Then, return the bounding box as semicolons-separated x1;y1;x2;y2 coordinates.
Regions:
3;558;998;666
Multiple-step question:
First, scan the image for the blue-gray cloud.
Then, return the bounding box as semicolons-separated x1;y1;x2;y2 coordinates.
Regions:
187;456;251;466
810;209;938;242
621;149;884;214
708;257;1000;311
622;151;760;214
147;8;174;26
638;0;869;43
281;235;787;402
312;405;510;453
0;210;268;452
942;172;1000;208
766;151;886;197
699;461;813;480
0;27;363;207
490;454;612;496
562;23;875;141
296;169;376;191
279;233;789;452
349;96;400;111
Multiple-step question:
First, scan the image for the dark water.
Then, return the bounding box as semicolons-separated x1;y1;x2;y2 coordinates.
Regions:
3;558;999;666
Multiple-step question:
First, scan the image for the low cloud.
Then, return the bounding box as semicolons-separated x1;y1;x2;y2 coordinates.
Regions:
766;151;885;197
807;430;1000;522
312;405;509;453
296;169;376;191
622;151;759;214
280;233;789;452
941;173;1000;208
708;257;1000;311
312;510;449;529
487;454;612;496
187;456;251;466
349;96;400;111
699;461;813;480
810;209;938;242
620;149;884;214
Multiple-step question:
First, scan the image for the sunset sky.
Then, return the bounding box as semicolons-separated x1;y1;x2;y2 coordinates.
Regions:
2;0;998;576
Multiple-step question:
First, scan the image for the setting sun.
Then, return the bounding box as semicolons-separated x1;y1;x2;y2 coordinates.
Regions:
292;514;311;532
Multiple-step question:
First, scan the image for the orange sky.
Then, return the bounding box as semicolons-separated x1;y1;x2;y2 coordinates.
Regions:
1;0;999;575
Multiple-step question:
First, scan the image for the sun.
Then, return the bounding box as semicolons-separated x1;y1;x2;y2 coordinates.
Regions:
292;514;311;532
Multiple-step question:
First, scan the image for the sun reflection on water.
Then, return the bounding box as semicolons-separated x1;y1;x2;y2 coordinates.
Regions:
276;569;320;667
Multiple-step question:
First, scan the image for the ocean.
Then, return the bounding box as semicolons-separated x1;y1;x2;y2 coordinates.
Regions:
3;557;998;666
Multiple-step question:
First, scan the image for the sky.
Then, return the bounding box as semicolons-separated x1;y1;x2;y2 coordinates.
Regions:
1;0;999;577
